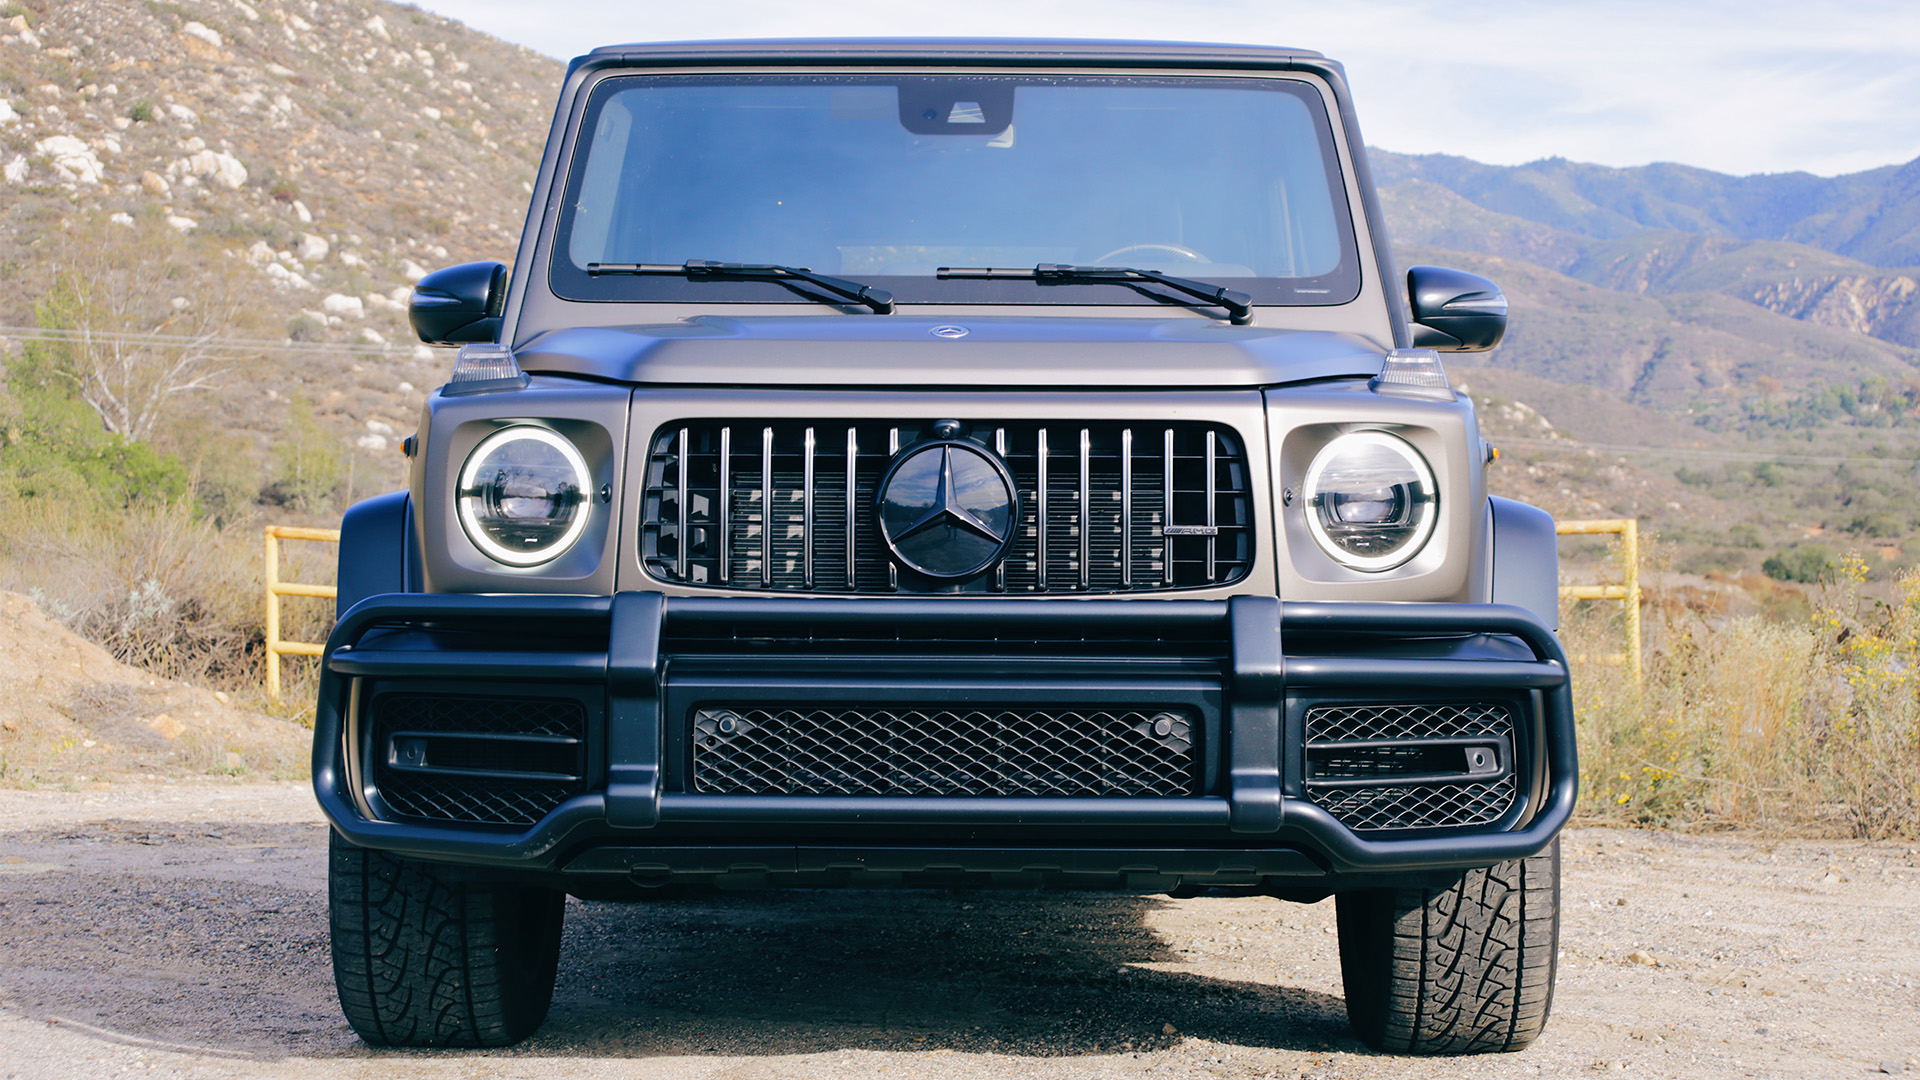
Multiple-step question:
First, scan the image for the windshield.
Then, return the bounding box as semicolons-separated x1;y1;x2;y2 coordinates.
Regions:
551;73;1361;308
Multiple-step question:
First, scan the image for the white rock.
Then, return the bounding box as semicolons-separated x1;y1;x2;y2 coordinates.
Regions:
169;297;189;311
34;136;105;184
181;22;223;48
297;232;330;262
389;286;414;305
340;251;365;268
245;240;274;265
365;15;391;42
287;14;311;32
35;84;58;99
112;116;131;130
165;215;198;233
110;212;134;227
401;260;429;283
3;155;26;185
358;328;386;346
420;105;442;121
413;345;436;361
141;170;170;195
97;136;121;155
182;135;207;153
17;28;40;49
182;149;247;190
366;419;395;436
265;262;311;289
0;99;16;124
322;293;365;318
231;0;260;21
292;199;312;224
398;381;415;393
356;433;389;451
168;103;198;124
266;63;295;78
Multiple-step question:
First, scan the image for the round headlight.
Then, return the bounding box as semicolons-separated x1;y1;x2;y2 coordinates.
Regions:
1302;431;1437;571
457;427;591;566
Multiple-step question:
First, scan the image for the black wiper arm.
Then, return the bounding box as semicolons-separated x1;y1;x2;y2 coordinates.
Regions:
586;260;895;314
938;264;1252;323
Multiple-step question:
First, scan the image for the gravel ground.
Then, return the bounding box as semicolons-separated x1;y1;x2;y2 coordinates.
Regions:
0;782;1916;1079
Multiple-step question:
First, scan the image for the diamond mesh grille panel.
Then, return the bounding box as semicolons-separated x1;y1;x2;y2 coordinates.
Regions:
1306;702;1512;743
1310;776;1518;833
691;706;1197;797
1304;702;1518;832
372;695;587;827
642;420;1254;594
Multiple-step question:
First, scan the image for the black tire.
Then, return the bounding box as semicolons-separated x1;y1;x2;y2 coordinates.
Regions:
328;833;564;1047
1335;838;1560;1054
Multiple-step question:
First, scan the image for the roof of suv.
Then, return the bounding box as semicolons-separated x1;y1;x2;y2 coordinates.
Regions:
580;38;1328;68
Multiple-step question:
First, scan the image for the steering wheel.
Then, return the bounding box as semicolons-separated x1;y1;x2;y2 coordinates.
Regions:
1089;242;1213;266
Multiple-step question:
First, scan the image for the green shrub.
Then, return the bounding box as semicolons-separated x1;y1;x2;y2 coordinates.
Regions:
127;98;154;123
1764;543;1836;583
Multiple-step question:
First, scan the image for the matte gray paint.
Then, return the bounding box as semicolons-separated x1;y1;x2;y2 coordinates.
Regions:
1489;495;1561;631
514;318;1388;389
336;490;411;618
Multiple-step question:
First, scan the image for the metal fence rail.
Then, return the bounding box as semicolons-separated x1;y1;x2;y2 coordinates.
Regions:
265;525;340;702
1556;518;1641;684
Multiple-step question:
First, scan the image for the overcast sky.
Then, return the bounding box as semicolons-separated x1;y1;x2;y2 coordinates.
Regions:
411;0;1920;178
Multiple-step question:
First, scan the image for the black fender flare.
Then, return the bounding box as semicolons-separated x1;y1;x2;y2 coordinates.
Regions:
336;490;416;620
1489;496;1559;632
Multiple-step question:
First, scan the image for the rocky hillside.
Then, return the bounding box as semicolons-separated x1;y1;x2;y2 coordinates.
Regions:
0;0;562;492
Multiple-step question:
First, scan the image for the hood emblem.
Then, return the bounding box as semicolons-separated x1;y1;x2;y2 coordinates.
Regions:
929;324;969;339
877;441;1018;580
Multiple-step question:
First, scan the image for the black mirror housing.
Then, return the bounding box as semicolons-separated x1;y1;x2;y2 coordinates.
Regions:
1407;265;1507;352
410;261;508;345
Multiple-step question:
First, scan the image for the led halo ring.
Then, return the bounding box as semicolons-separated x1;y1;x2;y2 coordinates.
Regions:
1301;429;1438;572
457;425;593;566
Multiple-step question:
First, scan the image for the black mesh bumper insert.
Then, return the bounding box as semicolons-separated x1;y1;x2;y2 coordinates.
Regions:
371;694;588;827
1303;702;1519;833
691;706;1198;797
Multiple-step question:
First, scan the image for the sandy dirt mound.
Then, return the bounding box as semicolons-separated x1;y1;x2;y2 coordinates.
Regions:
0;592;309;787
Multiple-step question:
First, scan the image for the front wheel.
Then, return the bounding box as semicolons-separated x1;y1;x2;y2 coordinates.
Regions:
328;833;564;1047
1335;839;1560;1054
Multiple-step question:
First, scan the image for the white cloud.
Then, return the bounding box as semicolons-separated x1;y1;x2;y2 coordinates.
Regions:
416;0;1920;176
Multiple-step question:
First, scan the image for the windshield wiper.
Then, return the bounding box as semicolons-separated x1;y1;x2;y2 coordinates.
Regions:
586;260;895;314
938;264;1252;323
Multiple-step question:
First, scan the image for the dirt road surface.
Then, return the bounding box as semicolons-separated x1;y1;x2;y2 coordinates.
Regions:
1;782;1915;1079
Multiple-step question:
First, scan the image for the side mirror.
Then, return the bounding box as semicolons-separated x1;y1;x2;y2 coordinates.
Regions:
1407;265;1507;352
410;261;508;345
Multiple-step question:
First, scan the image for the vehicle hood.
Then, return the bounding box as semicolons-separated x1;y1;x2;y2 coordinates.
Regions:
513;316;1387;388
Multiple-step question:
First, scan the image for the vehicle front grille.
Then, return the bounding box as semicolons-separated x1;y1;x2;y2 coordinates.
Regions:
690;705;1199;797
642;420;1253;593
1302;702;1518;833
370;694;588;827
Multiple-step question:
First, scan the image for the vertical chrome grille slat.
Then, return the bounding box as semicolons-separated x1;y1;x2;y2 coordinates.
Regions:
1162;427;1174;587
1206;429;1217;581
993;426;1007;593
1036;427;1050;592
845;426;857;590
1121;427;1133;587
760;425;773;588
718;426;731;584
1078;427;1090;589
802;426;815;589
887;426;900;592
675;425;689;580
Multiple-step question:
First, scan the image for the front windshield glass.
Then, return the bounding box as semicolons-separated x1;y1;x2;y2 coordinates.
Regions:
551;73;1361;308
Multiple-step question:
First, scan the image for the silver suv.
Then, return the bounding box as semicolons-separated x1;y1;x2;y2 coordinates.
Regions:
316;39;1572;1054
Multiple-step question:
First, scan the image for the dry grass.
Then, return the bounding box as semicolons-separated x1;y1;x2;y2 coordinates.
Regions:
1572;557;1920;839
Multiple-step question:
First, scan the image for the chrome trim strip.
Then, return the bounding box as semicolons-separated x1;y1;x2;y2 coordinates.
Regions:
1037;426;1050;592
1163;427;1174;587
718;425;731;584
994;426;1008;592
845;426;857;590
1206;430;1218;581
1121;427;1133;587
802;426;815;589
675;425;688;580
888;426;900;592
760;425;773;588
1078;426;1091;589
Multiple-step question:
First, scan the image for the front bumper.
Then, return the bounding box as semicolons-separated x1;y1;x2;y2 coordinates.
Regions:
313;593;1575;888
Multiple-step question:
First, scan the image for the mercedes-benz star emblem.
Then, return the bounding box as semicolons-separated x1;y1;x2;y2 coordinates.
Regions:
876;441;1018;580
929;325;969;339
